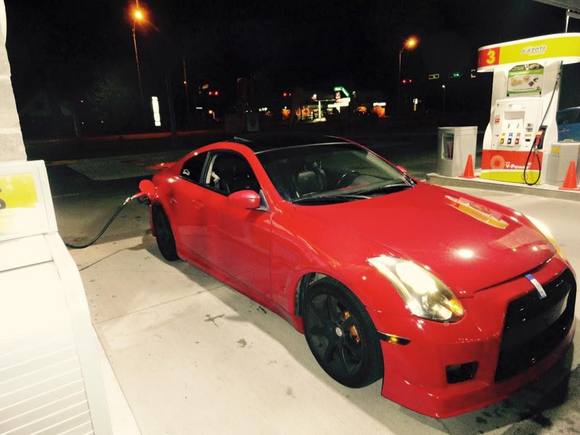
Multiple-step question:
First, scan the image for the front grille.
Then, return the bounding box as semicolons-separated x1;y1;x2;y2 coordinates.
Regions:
495;269;576;382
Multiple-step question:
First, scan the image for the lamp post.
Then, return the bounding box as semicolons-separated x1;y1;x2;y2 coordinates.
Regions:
131;2;146;108
441;84;446;113
397;35;419;113
182;57;191;126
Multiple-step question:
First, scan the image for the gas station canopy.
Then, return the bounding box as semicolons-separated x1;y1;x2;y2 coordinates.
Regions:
477;33;580;72
534;0;580;12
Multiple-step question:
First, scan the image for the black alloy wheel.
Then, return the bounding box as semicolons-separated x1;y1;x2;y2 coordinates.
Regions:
304;278;383;388
152;206;179;261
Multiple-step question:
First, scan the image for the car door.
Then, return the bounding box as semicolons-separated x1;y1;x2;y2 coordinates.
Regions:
203;150;271;297
169;151;218;262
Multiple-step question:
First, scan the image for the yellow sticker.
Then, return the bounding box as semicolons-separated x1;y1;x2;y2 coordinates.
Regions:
551;146;561;155
446;195;509;230
0;173;38;210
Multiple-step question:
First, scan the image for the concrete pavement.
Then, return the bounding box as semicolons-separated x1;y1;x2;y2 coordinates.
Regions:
57;182;580;435
42;131;577;434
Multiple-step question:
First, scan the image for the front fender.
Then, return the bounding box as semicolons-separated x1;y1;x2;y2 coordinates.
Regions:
280;258;410;335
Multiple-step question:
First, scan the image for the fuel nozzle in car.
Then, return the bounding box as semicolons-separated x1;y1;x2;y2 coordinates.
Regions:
124;191;148;205
533;125;547;150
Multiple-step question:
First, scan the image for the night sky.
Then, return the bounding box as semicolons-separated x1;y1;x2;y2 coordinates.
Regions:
3;0;578;133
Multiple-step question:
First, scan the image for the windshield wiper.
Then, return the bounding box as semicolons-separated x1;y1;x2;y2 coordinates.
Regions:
350;182;413;196
292;193;370;204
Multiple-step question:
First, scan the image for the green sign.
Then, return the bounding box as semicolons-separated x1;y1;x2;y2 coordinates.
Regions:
333;86;350;98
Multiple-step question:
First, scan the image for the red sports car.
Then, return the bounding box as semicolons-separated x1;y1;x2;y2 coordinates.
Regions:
139;133;576;418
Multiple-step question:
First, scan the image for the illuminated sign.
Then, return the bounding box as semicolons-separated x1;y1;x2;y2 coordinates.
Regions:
0;173;37;210
151;96;161;127
0;162;57;241
333;86;350;98
477;33;580;72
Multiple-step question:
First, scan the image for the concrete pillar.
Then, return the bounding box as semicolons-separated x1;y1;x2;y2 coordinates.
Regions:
0;0;26;161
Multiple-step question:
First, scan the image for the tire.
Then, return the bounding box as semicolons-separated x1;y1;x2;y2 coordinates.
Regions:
304;278;383;388
152;206;179;261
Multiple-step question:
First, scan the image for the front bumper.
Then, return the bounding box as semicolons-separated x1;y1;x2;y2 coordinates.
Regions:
373;257;576;418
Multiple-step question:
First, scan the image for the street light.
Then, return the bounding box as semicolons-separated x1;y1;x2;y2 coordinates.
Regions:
403;35;419;50
397;35;420;113
441;84;446;113
130;2;148;108
132;7;145;22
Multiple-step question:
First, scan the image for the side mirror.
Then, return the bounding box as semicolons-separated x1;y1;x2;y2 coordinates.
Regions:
139;179;156;199
228;190;261;210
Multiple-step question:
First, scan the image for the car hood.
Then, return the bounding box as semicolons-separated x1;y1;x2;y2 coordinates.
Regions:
293;183;554;297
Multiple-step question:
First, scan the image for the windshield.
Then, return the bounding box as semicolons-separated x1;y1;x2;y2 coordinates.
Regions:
257;143;410;203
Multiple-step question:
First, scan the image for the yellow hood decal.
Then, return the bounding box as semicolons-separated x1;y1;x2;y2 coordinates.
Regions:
446;195;509;230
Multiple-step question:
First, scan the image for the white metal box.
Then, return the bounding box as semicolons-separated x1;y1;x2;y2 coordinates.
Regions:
545;141;580;186
436;126;478;177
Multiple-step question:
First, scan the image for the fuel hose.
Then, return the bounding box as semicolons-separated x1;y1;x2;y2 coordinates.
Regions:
523;61;563;186
64;192;146;249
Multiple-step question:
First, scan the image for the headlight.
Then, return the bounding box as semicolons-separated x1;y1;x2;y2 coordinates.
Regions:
526;215;564;258
368;255;464;322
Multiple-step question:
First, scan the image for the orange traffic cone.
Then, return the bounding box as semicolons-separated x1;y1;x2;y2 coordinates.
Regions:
559;161;579;190
461;154;475;178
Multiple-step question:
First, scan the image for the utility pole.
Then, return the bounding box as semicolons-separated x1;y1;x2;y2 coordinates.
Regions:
132;23;144;107
396;36;419;115
130;0;147;125
182;57;191;127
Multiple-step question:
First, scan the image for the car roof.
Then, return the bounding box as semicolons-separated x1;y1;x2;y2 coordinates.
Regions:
230;132;350;154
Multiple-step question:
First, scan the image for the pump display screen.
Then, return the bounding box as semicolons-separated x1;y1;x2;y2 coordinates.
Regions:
501;110;525;145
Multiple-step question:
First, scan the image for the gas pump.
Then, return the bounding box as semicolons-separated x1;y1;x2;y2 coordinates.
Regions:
478;33;580;184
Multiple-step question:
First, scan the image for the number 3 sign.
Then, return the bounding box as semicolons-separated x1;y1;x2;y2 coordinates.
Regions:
478;47;500;68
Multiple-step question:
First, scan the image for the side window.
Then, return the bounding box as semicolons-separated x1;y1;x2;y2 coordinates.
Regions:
181;152;208;183
205;152;260;195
